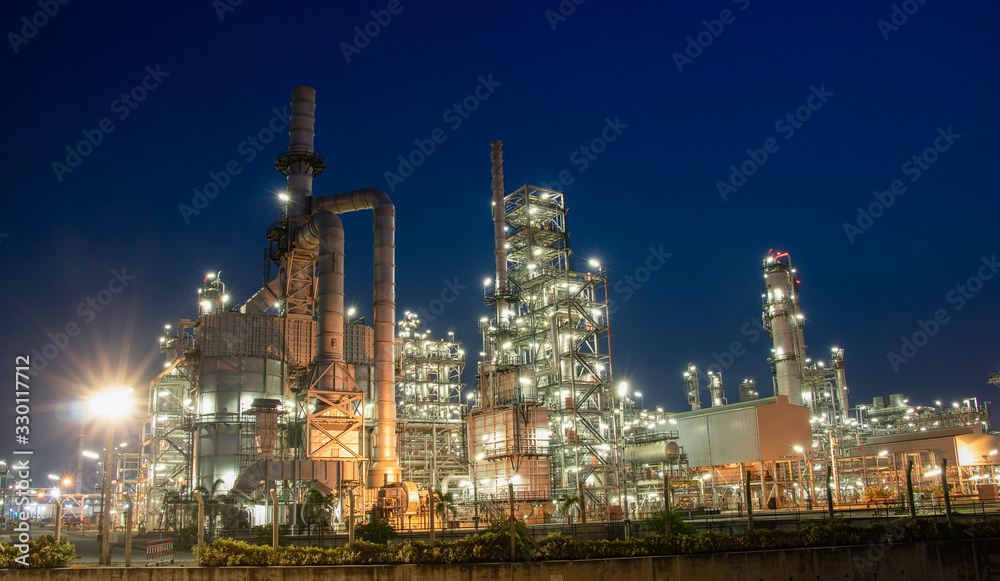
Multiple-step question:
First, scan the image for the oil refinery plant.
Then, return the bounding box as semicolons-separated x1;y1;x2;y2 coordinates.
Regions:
136;86;999;534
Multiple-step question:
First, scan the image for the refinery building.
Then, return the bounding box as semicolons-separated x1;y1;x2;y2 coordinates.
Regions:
135;86;999;533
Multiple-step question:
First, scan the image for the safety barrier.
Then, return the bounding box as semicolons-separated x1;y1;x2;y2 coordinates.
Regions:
145;538;174;566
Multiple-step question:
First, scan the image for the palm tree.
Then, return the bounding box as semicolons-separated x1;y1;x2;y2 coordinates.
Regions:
559;493;580;525
433;490;457;529
304;488;336;544
194;478;227;541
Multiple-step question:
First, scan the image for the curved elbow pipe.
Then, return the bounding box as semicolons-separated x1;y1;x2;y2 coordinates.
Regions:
315;187;399;487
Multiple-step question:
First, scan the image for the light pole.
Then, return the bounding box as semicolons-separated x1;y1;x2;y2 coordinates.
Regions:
90;387;133;567
616;381;628;537
0;461;7;529
879;450;900;500
793;446;810;509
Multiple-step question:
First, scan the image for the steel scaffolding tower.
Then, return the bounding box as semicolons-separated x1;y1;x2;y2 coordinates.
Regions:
395;313;468;492
473;180;619;518
141;320;197;528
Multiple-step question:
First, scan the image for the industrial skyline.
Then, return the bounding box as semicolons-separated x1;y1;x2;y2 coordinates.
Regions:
1;1;998;484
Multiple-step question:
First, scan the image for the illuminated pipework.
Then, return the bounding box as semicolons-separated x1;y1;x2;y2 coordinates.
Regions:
830;348;848;419
197;272;229;316
739;377;758;402
683;365;701;411
707;370;726;407
762;252;806;407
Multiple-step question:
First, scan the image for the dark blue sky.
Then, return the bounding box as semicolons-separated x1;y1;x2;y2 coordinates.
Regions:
2;1;998;481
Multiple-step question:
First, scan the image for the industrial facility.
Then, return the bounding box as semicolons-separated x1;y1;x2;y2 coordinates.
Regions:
130;86;999;536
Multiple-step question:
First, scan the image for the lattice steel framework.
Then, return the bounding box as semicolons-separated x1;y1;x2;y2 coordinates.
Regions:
141;322;197;525
475;184;619;515
395;313;468;490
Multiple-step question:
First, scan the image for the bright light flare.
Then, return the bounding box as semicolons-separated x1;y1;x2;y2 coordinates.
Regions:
89;387;134;420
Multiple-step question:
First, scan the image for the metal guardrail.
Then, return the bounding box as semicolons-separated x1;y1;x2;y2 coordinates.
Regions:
145;538;174;566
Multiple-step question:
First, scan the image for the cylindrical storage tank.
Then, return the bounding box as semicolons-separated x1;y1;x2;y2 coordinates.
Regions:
624;441;680;465
889;393;906;408
873;396;887;410
197;356;284;490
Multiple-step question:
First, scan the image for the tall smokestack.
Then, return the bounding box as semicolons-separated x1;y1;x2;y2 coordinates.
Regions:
490;141;507;302
278;86;326;222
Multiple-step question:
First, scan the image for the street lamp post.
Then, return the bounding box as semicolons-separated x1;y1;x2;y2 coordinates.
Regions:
90;388;133;567
0;461;8;529
615;381;629;538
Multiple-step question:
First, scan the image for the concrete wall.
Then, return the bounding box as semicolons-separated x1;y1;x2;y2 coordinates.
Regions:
3;538;997;581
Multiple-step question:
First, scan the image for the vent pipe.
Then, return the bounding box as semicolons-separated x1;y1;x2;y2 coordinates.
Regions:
490;141;507;298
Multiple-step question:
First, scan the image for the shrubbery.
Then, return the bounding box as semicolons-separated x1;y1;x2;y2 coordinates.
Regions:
644;509;697;536
251;523;289;547
354;519;397;544
193;518;1000;566
0;535;76;568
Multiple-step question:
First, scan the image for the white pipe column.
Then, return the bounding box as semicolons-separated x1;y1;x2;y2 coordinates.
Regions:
831;349;849;421
315;188;400;487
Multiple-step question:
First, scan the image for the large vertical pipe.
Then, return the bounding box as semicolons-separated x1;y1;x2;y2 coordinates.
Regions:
316;188;399;486
286;86;318;220
832;349;849;421
490;141;507;301
296;211;346;390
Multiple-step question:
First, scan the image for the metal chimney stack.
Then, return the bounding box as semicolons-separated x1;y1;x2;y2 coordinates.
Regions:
276;86;327;223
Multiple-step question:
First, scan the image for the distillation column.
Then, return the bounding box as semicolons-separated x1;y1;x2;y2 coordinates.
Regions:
762;252;806;407
684;365;701;411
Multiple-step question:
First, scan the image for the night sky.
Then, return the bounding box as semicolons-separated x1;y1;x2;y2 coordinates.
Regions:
2;1;998;483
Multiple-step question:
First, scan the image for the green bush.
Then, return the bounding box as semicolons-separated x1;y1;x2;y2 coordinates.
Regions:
251;524;289;547
644;509;697;536
0;536;76;568
354;519;397;544
194;538;273;566
193;517;1000;566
